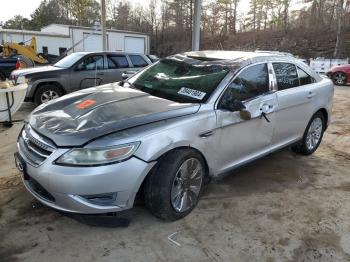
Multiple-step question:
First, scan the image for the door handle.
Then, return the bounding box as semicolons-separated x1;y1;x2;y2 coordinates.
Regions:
307;91;314;99
199;130;215;139
97;72;104;76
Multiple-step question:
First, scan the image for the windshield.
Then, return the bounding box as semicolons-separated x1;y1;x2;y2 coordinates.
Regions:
54;53;86;68
128;57;229;103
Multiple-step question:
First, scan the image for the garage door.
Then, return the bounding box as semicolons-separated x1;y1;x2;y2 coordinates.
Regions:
83;34;103;51
124;37;145;54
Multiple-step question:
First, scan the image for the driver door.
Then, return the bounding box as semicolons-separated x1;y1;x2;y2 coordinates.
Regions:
215;63;277;174
70;55;105;92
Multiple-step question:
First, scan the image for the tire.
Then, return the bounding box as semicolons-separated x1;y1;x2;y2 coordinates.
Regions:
34;84;63;105
144;149;207;221
13;55;35;68
292;112;325;155
332;72;347;86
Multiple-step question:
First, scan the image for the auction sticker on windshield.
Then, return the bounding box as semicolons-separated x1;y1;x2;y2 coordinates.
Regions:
178;87;206;100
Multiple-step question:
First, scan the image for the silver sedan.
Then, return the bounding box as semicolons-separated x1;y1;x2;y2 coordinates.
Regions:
15;51;334;221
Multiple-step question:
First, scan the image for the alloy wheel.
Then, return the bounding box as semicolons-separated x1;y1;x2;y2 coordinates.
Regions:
333;73;346;85
41;90;60;103
171;158;203;213
306;117;323;151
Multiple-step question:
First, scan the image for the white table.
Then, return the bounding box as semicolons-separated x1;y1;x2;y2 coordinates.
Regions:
0;83;28;127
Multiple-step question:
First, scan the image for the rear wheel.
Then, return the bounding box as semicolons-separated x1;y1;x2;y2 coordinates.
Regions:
292;112;325;155
144;149;206;221
332;72;347;86
34;84;63;105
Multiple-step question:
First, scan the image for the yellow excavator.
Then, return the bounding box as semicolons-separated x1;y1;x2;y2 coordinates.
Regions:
0;37;48;68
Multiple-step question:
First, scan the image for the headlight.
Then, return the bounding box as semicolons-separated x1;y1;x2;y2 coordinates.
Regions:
56;142;140;166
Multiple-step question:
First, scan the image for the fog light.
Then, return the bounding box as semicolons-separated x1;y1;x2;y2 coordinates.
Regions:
81;193;117;206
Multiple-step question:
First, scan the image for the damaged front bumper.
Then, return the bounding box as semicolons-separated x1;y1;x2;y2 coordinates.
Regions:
16;129;156;214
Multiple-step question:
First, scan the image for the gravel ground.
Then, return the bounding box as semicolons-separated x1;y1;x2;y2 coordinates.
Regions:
0;86;349;262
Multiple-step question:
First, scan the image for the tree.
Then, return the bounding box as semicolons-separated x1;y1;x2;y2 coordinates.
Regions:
30;0;69;30
70;0;100;26
2;15;31;30
110;1;131;30
334;0;349;57
282;0;292;31
230;0;240;34
246;0;259;32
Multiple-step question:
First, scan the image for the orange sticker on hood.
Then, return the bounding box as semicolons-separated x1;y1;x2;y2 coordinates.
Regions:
76;99;96;109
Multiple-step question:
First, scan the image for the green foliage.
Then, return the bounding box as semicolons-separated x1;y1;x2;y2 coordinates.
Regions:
2;15;31;30
70;0;100;26
29;0;69;30
2;0;100;30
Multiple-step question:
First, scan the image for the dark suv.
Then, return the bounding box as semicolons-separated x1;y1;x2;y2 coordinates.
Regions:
11;52;152;105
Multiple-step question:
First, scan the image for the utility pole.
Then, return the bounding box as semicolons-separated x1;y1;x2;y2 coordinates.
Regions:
192;0;202;51
101;0;107;51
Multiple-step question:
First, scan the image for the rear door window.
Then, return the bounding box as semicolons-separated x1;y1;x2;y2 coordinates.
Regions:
107;55;130;69
222;63;270;102
129;55;148;68
297;67;314;86
273;63;299;90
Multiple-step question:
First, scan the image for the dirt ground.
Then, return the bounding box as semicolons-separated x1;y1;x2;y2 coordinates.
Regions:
0;87;349;262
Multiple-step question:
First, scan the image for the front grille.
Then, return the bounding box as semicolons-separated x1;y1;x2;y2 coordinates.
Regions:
24;173;55;202
18;125;56;166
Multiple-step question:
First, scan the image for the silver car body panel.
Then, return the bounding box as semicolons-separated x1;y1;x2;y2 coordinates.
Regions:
17;51;334;214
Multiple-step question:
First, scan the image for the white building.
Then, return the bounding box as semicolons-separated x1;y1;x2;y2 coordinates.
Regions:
0;24;150;56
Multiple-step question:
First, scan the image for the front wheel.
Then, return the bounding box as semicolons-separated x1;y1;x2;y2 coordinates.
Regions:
144;149;206;221
34;84;63;105
292;112;325;155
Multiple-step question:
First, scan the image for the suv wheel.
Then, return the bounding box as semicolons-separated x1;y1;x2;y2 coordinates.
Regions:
34;84;63;105
144;149;206;221
292;112;325;155
332;72;347;86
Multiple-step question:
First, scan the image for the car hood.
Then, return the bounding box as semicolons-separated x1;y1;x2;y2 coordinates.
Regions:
29;84;200;147
12;66;64;77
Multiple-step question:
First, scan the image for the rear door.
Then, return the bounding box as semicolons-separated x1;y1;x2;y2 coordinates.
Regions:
104;54;132;83
271;62;316;148
70;55;104;91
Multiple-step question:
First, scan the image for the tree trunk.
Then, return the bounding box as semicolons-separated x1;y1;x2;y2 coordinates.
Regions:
233;0;238;34
334;0;345;58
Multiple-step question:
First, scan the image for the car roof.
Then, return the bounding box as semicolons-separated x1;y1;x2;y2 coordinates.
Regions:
184;50;297;62
178;50;321;82
72;51;146;56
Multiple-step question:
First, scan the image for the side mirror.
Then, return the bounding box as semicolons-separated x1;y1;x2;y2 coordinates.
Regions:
122;70;137;80
122;73;129;80
240;110;251;121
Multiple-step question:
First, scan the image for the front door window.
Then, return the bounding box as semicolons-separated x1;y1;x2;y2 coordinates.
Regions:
76;55;104;71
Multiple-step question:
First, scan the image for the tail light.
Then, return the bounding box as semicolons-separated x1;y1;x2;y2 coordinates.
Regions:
15;59;21;70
